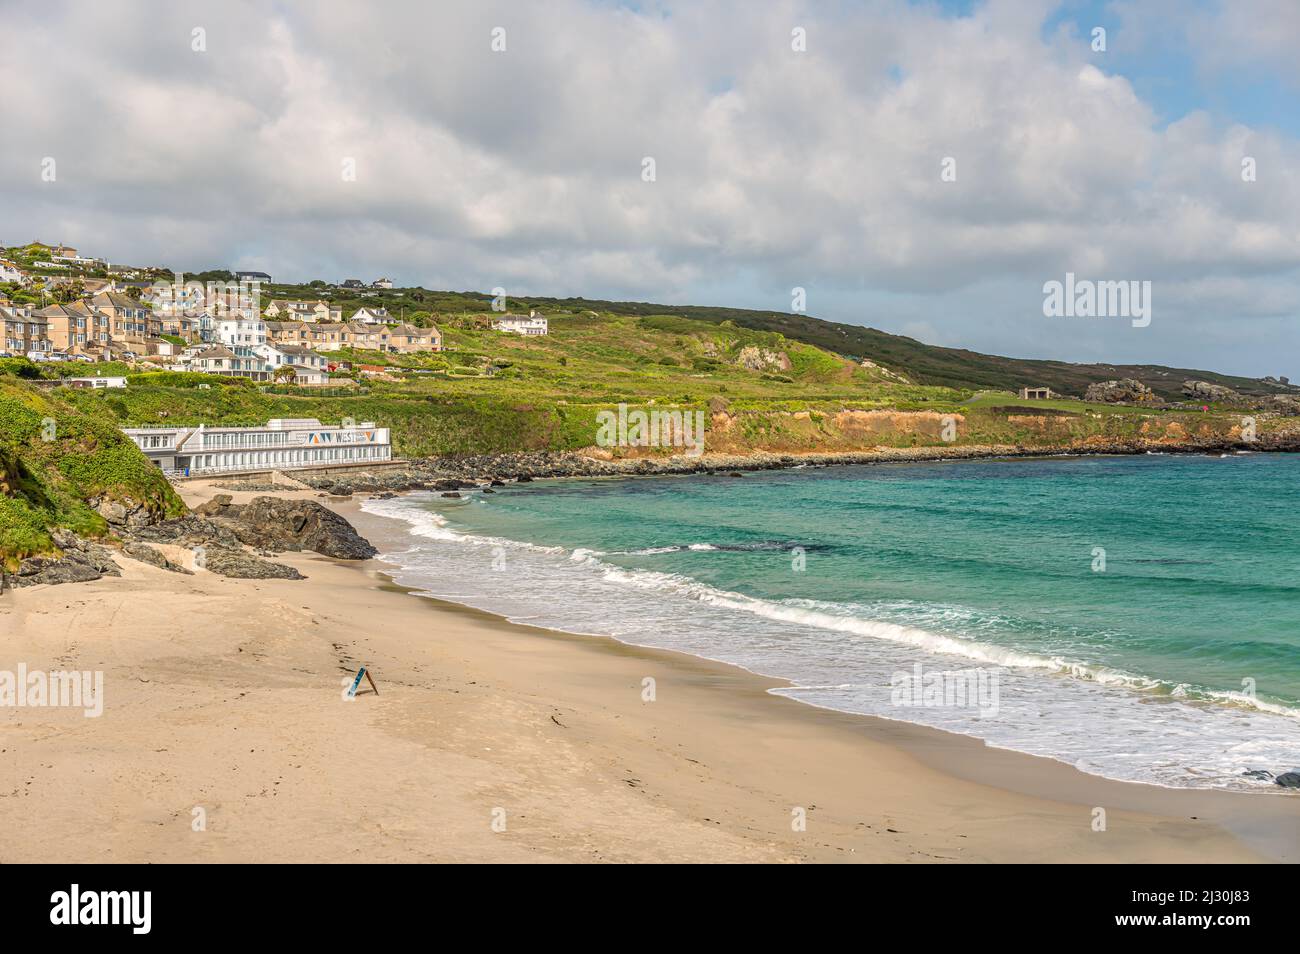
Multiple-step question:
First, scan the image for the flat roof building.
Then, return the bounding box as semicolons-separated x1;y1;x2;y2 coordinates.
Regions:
123;418;391;476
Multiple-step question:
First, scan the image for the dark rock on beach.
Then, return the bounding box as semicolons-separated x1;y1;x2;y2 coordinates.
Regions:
204;496;378;560
2;530;122;589
89;494;161;530
126;494;376;580
122;541;194;575
199;546;304;580
1274;772;1300;789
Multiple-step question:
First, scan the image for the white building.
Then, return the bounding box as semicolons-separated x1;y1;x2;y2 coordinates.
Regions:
253;342;330;385
66;376;127;389
351;306;390;324
215;316;267;348
123;418;391;476
492;311;548;336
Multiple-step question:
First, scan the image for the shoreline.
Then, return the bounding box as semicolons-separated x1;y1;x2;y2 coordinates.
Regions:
3;477;1297;862
341;495;1300;858
245;438;1300;496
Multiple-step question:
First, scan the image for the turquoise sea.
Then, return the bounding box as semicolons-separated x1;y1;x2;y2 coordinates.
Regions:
363;453;1300;790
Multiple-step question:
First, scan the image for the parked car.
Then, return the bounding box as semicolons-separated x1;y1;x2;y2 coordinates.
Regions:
120;351;138;361
47;352;70;362
0;351;13;359
71;354;94;363
27;350;50;362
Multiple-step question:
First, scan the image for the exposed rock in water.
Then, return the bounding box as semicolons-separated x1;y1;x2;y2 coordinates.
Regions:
1275;772;1300;790
1084;379;1160;404
2;530;121;589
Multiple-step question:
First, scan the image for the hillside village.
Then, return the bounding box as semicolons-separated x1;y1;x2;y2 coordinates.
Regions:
0;241;546;385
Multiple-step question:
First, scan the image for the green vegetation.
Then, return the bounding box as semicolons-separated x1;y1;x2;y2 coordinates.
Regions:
0;378;185;565
3;278;1295;562
235;282;1296;401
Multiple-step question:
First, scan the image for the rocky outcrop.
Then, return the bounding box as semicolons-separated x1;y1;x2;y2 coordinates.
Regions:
89;494;163;530
1266;395;1300;414
122;541;194;575
1181;380;1240;403
1;530;121;589
197;496;377;560
199;547;304;580
1084;379;1159;404
129;514;244;550
736;345;792;373
123;494;374;577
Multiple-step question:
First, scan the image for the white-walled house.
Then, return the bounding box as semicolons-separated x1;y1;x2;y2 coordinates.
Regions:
0;259;27;284
216;316;267;348
254;342;330;384
492;311;548;336
351;306;390;324
264;299;341;322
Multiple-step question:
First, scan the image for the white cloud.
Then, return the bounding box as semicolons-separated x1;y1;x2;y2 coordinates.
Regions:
0;0;1297;374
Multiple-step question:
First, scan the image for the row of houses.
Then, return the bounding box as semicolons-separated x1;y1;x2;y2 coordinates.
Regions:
0;291;158;357
264;319;441;352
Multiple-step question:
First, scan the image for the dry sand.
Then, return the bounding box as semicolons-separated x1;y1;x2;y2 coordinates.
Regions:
1;479;1296;863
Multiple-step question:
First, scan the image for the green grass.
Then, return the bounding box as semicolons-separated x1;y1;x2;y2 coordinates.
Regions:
3;304;1293;562
0;378;185;564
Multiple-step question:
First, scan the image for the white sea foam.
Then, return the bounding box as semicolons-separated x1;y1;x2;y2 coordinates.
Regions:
361;493;1300;790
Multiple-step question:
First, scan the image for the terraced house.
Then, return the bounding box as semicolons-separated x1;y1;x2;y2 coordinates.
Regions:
388;322;442;352
1;303;50;355
91;291;158;341
265;320;314;346
38;301;108;351
263;299;341;322
260;318;441;354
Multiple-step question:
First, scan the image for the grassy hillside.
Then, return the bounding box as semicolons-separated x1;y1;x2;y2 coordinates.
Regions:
38;311;1287;461
236;280;1295;401
4;307;1293;561
10;249;1288;398
0;378;185;564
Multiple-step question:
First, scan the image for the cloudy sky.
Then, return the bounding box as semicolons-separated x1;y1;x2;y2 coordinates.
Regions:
3;0;1298;376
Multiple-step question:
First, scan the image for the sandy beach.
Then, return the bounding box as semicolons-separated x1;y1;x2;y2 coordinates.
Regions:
1;479;1297;864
